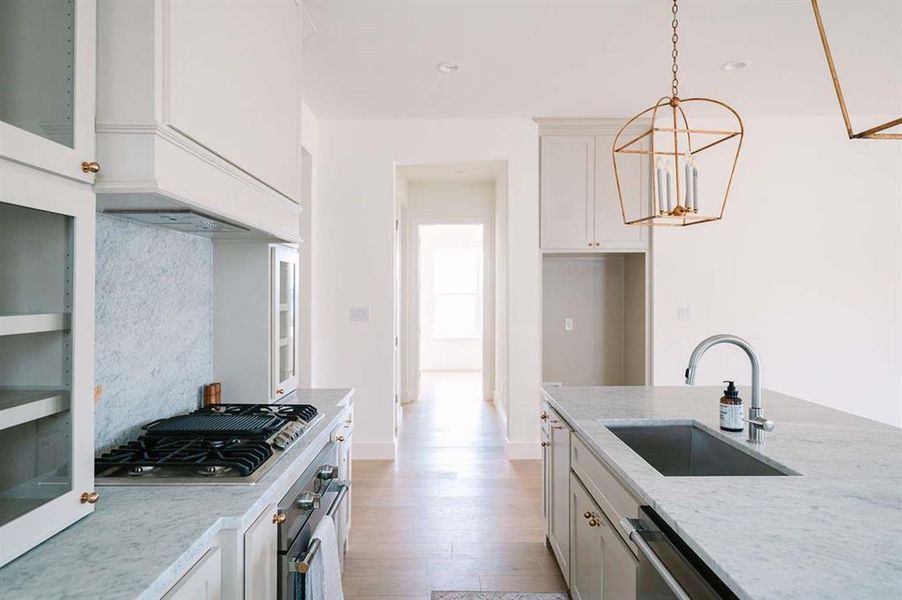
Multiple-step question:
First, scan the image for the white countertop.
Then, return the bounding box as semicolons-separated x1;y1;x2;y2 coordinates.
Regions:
0;388;354;600
541;385;902;600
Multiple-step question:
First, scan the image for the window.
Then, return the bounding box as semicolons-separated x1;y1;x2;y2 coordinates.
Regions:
431;247;482;339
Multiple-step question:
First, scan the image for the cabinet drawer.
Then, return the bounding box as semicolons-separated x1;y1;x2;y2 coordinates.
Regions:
571;435;640;551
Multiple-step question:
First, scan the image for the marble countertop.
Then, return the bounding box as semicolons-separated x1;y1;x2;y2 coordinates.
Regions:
0;388;354;600
541;385;902;600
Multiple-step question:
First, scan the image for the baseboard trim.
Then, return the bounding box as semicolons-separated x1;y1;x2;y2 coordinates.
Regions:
352;441;397;460
506;439;541;460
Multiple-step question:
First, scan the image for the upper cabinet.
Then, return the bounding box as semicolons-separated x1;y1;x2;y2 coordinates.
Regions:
0;0;97;183
538;120;650;252
95;0;303;242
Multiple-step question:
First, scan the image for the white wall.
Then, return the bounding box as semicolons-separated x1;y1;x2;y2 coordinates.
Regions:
314;119;539;458
652;116;902;427
418;223;484;372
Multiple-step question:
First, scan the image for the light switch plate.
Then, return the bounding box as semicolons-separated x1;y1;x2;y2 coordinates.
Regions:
350;306;370;322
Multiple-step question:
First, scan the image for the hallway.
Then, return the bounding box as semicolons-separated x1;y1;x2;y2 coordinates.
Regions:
342;371;567;599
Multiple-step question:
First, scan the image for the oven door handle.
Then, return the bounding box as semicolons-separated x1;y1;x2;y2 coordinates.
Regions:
292;482;350;574
620;518;692;600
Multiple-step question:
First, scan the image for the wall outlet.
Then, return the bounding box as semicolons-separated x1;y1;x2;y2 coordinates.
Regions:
677;305;693;321
350;306;370;322
564;318;574;331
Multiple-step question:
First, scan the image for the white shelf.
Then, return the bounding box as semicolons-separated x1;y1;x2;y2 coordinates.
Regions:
0;313;70;337
0;388;70;431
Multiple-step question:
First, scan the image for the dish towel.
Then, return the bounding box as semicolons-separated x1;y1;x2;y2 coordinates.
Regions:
303;515;345;600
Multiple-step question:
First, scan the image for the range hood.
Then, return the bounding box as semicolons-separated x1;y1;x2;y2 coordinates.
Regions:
103;209;249;233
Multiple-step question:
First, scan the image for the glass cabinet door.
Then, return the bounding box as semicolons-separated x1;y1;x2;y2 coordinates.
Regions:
0;168;95;567
0;0;96;183
271;245;299;399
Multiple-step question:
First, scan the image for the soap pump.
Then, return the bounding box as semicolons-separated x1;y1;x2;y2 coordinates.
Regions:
719;380;743;432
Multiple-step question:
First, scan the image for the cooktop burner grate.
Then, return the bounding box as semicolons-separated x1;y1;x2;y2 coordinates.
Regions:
95;436;273;476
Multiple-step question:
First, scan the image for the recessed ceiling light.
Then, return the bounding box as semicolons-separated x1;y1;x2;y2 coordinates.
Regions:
436;62;461;74
721;59;751;72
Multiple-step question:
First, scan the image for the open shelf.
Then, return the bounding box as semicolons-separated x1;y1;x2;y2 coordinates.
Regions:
0;388;70;431
0;313;70;337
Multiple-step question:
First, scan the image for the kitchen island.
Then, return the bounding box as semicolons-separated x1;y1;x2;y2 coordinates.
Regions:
0;389;353;599
541;385;902;600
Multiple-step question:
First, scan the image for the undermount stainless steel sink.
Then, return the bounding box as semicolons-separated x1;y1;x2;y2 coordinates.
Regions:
607;423;793;477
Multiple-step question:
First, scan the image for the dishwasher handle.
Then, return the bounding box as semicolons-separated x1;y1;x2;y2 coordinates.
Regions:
620;517;692;600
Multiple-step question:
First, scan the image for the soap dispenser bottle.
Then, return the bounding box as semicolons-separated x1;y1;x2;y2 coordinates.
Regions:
719;380;744;432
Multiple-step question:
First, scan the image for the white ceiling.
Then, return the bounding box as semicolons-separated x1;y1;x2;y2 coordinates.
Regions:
303;0;902;120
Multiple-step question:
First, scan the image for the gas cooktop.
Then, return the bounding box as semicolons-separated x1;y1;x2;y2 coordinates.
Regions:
95;403;322;485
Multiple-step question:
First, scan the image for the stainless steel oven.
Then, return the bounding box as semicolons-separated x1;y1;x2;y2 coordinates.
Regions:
620;506;739;600
276;442;350;600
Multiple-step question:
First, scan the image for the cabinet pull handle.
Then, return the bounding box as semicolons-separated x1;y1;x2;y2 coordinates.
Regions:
621;518;692;600
540;412;548;420
336;435;346;442
583;511;592;519
272;512;286;524
275;388;285;395
541;441;549;447
588;518;600;527
80;491;100;504
81;161;101;173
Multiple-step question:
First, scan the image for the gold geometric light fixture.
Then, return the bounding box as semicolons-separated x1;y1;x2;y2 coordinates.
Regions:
811;0;902;140
612;0;744;227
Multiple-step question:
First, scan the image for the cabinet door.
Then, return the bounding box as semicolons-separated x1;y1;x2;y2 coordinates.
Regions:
570;474;603;600
598;509;638;599
244;504;278;600
0;165;95;567
336;419;353;556
166;0;301;200
541;136;595;249
271;246;299;400
548;417;571;584
164;546;223;600
595;136;651;250
595;135;648;250
0;0;96;183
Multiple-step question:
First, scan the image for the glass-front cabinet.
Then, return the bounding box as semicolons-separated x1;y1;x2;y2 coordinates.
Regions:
271;245;299;400
0;165;96;567
0;0;97;183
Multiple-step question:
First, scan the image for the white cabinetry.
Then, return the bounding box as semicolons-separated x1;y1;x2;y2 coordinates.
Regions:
244;504;278;600
538;121;650;252
542;404;571;585
95;0;302;241
0;0;97;183
569;474;637;600
334;413;354;556
164;546;223;600
0;0;97;567
213;243;300;402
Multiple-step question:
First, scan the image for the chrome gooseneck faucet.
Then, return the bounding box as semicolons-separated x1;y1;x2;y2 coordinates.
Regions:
685;334;775;444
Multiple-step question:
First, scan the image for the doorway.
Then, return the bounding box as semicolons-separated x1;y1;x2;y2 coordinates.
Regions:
418;223;485;405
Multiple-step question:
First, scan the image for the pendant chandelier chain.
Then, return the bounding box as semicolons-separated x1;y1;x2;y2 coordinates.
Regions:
671;0;679;99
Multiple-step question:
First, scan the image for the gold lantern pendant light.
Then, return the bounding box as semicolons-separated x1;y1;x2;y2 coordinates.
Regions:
612;0;744;226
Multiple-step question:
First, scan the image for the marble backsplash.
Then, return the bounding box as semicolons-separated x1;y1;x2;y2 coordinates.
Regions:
94;215;213;452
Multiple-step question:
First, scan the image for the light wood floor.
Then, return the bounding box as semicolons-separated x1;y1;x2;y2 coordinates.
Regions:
343;371;568;600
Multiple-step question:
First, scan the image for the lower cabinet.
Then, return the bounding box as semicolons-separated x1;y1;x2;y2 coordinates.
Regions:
569;474;637;600
243;503;279;600
335;417;353;559
163;546;223;600
542;405;571;585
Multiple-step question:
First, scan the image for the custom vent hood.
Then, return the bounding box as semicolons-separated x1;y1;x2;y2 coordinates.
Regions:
103;209;249;233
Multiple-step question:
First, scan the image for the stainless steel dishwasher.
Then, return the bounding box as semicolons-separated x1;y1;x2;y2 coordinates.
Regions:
620;506;739;600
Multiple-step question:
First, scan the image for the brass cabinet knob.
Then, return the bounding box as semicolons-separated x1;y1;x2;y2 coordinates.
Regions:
275;388;285;395
584;511;592;519
541;441;549;447
80;491;100;504
272;512;286;524
588;518;600;527
587;242;592;247
81;161;101;174
540;412;548;420
336;435;345;442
